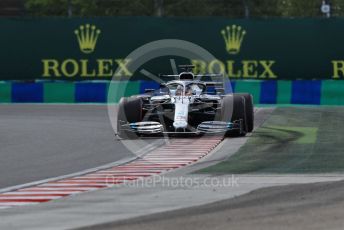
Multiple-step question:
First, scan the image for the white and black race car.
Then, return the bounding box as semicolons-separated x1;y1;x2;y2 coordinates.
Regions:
116;65;254;138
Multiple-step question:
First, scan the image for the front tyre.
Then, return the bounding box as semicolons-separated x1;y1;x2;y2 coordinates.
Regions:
221;95;248;136
234;93;254;132
117;97;143;139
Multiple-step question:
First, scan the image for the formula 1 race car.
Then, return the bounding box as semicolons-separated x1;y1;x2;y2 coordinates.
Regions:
116;65;254;138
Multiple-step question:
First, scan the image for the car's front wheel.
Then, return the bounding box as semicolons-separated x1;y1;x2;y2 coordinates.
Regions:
117;97;143;139
221;95;248;136
234;93;254;132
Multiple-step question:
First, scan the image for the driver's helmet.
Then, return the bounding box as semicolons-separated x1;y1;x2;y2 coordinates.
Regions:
175;85;183;96
186;85;193;96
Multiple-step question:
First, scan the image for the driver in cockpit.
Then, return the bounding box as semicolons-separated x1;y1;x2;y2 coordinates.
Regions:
186;84;201;96
175;85;183;96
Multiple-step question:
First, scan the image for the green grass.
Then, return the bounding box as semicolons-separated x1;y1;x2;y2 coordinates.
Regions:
200;107;344;174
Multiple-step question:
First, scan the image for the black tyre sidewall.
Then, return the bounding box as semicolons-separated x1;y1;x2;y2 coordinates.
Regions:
234;93;254;132
222;95;247;136
117;97;143;139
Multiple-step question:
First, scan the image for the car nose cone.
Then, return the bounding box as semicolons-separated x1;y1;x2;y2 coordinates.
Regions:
173;121;188;129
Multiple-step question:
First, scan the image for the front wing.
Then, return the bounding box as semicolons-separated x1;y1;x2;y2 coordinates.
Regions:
118;120;244;136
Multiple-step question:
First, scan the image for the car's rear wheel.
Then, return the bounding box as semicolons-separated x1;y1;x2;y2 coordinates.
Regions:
117;97;143;139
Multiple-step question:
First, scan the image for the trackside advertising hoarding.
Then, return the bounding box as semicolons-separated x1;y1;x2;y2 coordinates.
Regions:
1;17;344;81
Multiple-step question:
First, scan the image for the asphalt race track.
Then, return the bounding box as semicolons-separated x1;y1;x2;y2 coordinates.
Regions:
89;179;344;230
0;104;136;189
1;106;344;230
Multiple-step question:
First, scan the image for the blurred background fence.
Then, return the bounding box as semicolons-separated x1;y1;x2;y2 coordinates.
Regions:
0;0;342;18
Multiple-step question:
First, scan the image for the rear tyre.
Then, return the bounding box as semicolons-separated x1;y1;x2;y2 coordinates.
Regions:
234;93;254;132
117;97;143;139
